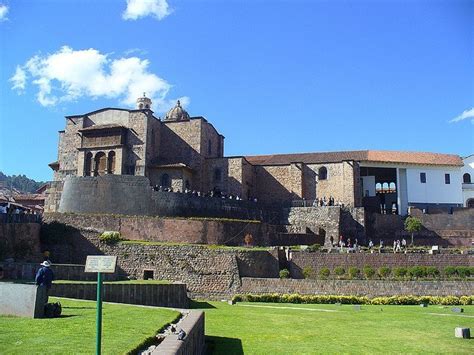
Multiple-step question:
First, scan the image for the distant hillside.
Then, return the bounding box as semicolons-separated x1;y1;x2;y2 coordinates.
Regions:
0;172;46;193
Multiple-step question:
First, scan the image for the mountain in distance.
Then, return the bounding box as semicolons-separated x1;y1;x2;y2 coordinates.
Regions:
0;171;46;193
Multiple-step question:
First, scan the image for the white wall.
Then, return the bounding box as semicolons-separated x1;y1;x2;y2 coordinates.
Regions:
462;155;474;206
406;167;463;204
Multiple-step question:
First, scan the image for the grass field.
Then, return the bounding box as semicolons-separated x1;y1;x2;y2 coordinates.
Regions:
195;301;474;354
0;297;180;355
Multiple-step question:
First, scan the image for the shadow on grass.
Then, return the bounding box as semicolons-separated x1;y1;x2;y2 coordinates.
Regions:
62;306;95;309
59;314;78;318
190;300;216;309
205;335;243;355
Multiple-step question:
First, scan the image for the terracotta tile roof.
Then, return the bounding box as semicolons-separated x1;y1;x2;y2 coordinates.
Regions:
245;150;462;167
365;151;463;166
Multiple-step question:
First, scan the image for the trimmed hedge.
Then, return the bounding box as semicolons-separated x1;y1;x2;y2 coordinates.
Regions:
232;293;474;306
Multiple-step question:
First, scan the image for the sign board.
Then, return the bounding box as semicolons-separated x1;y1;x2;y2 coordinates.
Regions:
85;256;117;273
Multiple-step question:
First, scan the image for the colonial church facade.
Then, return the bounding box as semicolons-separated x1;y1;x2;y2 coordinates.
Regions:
48;96;465;215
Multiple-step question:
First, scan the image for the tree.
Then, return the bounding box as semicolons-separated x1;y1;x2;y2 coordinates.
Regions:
404;216;422;246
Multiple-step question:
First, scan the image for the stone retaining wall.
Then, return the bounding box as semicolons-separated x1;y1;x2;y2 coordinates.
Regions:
57;175;262;220
50;282;189;308
240;277;474;297
0;222;41;262
43;212;270;247
289;252;473;278
154;311;205;355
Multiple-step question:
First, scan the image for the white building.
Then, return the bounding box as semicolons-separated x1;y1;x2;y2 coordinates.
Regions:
462;154;474;208
359;151;464;215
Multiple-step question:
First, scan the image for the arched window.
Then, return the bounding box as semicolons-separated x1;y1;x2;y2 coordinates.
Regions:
389;182;396;192
463;173;471;184
94;152;106;176
375;183;382;192
107;151;116;174
138;103;144;109
382;182;389;193
318;167;327;180
467;199;474;208
214;168;222;182
161;174;171;188
84;152;93;176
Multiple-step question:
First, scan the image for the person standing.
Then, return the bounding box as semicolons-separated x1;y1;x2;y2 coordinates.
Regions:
35;261;54;302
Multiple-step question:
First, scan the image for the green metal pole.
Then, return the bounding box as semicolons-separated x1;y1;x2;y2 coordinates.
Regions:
96;272;103;355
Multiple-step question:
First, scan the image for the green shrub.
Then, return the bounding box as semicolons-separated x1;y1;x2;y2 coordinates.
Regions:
393;267;408;279
307;244;321;252
456;266;471;278
319;267;330;279
378;266;391;279
99;231;122;244
348;267;360;279
302;267;314;279
444;266;457;277
363;266;376;279
408;266;426;279
425;266;439;278
231;294;474;306
334;267;345;277
279;269;290;279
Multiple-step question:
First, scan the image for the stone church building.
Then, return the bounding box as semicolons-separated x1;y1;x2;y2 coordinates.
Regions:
47;95;464;215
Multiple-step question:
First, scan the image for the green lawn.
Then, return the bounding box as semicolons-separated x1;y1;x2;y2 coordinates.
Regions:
194;301;474;354
0;297;180;355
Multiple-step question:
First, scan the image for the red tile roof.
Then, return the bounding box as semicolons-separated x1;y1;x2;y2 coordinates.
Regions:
245;150;462;167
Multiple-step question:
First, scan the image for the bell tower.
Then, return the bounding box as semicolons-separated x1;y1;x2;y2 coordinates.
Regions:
136;93;152;110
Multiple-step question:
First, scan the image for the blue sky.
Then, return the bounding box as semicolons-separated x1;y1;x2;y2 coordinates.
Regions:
0;0;472;181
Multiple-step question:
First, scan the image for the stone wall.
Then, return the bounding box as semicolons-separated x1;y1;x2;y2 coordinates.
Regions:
50;282;189;309
283;206;340;244
239;278;474;297
289;251;473;278
255;165;302;204
56;175;263;220
154;311;205;355
0;222;41;262
1;262;118;282
43;212;268;247
367;208;474;246
40;220;280;298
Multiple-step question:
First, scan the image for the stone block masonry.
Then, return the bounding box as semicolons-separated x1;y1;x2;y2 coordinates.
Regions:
289;252;473;279
154;311;205;355
0;222;41;262
50;282;189;309
240;278;474;297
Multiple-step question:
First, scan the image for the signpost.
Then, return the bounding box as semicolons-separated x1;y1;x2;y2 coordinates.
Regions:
85;255;117;355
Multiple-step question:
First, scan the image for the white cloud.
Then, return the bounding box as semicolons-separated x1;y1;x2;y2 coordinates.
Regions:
10;66;27;92
122;0;172;21
10;46;186;112
0;4;9;21
450;108;474;123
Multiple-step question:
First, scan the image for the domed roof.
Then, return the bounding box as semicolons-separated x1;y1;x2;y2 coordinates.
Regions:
164;100;190;121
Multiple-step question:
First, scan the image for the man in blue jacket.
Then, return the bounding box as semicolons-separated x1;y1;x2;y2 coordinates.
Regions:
35;260;54;301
